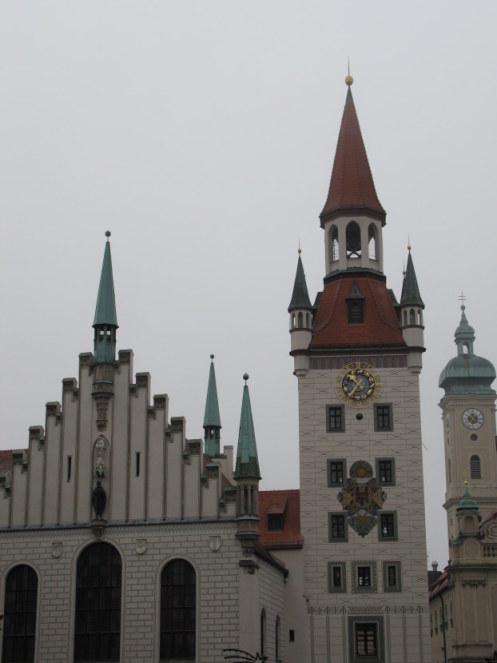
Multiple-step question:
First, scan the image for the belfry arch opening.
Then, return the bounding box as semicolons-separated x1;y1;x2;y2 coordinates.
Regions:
346;221;361;258
329;225;339;262
368;224;378;261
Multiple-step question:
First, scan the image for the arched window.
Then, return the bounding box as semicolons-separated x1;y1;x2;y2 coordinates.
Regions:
275;615;281;661
330;225;339;262
160;559;196;662
409;309;415;325
470;455;481;479
346;221;361;258
74;542;122;662
297;312;303;328
402;310;407;326
368;224;377;260
2;565;38;663
260;609;266;658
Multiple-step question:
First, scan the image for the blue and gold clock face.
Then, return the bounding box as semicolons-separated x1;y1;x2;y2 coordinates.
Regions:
338;364;380;405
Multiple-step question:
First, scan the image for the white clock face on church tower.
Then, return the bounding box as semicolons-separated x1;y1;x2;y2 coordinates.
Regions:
462;407;484;430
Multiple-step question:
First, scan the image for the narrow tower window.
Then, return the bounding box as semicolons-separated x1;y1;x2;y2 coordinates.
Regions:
368;224;377;260
135;452;140;477
470;455;481;479
330;225;339;262
346;221;361;258
67;455;72;482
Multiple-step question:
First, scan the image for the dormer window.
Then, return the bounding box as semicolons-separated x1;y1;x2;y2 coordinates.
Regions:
346;282;365;324
267;514;284;531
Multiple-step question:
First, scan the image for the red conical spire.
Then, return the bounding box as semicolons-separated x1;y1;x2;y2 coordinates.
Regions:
320;84;385;227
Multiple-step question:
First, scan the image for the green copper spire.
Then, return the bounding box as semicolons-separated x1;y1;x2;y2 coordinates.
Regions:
288;251;312;311
234;374;261;480
93;231;118;363
204;355;221;456
400;249;424;307
439;304;496;395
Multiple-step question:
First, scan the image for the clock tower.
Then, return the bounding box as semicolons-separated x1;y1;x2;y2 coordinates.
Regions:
289;76;431;662
439;303;497;540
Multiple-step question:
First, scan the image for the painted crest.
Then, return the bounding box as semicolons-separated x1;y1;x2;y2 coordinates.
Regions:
338;461;387;537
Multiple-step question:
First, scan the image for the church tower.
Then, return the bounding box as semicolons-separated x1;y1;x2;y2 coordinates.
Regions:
290;76;431;662
439;303;497;537
430;305;497;663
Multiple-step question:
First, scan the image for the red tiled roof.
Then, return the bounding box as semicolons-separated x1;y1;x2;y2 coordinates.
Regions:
311;275;405;349
429;569;449;600
259;489;303;549
320;88;385;225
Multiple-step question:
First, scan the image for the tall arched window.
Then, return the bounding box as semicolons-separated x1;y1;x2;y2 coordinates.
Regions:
470;455;481;479
346;221;361;258
368;224;377;260
2;565;38;663
74;542;122;662
260;609;266;658
275;615;280;661
160;559;196;662
330;225;339;262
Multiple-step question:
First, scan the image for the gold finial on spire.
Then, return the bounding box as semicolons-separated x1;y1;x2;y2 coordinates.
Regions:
459;291;466;311
298;240;302;255
402;261;406;277
407;235;411;252
345;59;353;86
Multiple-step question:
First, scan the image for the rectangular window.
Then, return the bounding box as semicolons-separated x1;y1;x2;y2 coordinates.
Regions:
135;452;140;477
348;617;384;663
327;406;345;432
376;458;395;485
383;561;401;592
268;514;284;531
375;404;393;431
352;561;377;593
328;562;346;593
355;623;377;657
328;460;346;486
379;512;397;540
357;566;371;587
289;630;295;643
329;513;347;541
66;455;72;482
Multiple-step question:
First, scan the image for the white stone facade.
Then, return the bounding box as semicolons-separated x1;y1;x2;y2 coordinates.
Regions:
297;360;431;662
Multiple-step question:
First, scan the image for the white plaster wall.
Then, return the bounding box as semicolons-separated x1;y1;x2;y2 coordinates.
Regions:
0;521;259;663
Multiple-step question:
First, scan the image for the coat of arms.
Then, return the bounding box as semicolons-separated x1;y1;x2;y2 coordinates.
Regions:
338;460;386;537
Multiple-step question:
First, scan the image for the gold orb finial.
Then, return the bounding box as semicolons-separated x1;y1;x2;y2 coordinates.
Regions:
402;262;406;277
298;240;302;255
407;235;411;252
345;59;353;86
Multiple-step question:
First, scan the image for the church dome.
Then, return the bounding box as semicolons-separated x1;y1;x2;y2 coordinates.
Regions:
456;486;479;513
439;305;496;395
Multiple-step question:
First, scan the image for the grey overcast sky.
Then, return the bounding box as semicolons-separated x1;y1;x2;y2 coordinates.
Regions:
1;1;497;570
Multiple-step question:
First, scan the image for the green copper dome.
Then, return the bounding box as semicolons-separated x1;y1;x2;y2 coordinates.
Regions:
439;305;495;395
456;486;479;512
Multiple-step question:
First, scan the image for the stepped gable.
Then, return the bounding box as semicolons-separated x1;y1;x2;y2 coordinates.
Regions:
311;275;405;349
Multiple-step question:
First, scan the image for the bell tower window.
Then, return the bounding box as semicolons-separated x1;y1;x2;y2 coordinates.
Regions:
330;225;339;262
368;224;378;260
346;282;365;324
346;221;361;258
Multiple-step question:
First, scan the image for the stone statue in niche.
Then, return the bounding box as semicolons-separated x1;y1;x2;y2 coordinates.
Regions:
92;481;107;520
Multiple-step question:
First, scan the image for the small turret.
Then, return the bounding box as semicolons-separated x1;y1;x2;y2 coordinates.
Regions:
234;374;261;546
399;246;425;373
203;355;221;456
93;231;118;364
288;249;313;377
439;304;496;395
